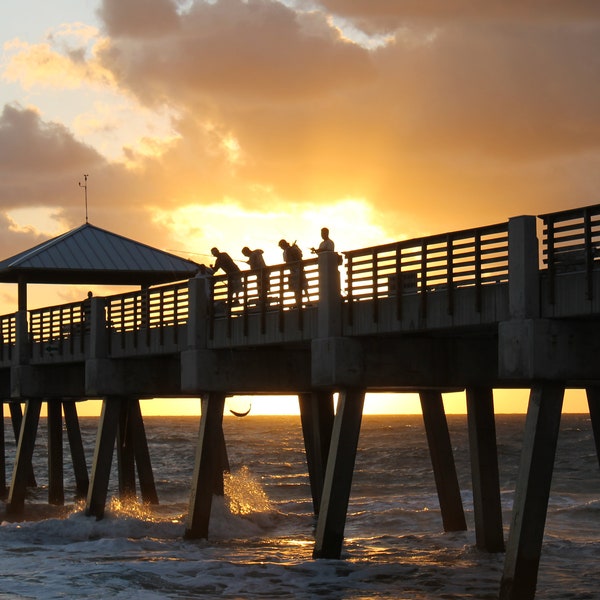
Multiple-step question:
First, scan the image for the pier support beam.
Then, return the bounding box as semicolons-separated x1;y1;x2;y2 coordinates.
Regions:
6;399;42;515
420;390;467;532
127;398;158;504
9;402;36;487
86;397;121;519
585;387;600;469
185;392;227;539
499;384;564;600
86;396;158;519
299;391;335;516
0;403;5;499
466;387;504;552
47;400;64;506
313;388;365;559
63;401;89;499
117;399;136;501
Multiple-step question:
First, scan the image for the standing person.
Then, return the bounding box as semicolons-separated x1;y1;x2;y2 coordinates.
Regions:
242;246;268;303
211;247;242;303
81;291;93;331
278;239;309;305
311;227;334;254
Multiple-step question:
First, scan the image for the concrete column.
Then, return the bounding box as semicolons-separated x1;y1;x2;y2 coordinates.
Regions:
299;391;335;515
86;397;121;519
128;398;158;504
89;297;108;358
185;392;226;539
317;252;342;338
9;402;36;487
466;388;504;552
63;401;89;499
508;216;540;319
213;423;230;496
313;388;365;559
7;398;42;515
585;387;600;470
117;399;136;501
500;384;564;600
0;403;5;499
187;276;210;349
47;400;64;506
420;390;467;532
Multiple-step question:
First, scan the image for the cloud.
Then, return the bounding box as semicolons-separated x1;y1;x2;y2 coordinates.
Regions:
2;25;114;91
97;0;375;107
315;1;600;31
88;0;600;232
97;0;180;38
2;0;600;263
0;105;106;206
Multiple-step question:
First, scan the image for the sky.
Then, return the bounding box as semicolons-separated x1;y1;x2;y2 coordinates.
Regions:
1;0;599;415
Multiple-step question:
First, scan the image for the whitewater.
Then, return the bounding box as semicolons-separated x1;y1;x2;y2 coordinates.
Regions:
0;414;598;599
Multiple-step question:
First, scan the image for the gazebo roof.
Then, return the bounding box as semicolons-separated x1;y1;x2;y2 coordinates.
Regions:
0;222;201;286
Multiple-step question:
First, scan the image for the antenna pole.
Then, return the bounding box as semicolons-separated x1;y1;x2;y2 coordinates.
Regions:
79;174;89;223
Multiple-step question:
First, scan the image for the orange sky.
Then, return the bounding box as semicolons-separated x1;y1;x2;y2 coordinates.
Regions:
1;1;599;415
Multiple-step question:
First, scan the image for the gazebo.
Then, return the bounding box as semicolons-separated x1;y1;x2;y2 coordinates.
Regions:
0;222;202;511
0;222;201;310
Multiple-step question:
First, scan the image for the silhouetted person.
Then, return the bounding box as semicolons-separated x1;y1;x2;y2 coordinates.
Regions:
311;227;334;254
81;291;93;330
279;239;309;305
242;246;268;303
211;247;242;303
242;246;266;270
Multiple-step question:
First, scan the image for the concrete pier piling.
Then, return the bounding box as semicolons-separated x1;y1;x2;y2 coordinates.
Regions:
185;392;227;539
499;385;564;600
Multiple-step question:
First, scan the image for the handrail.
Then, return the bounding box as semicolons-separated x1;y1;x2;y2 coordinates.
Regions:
343;222;509;323
0;313;16;361
106;282;189;351
540;204;600;303
29;300;86;357
208;258;319;339
12;208;600;360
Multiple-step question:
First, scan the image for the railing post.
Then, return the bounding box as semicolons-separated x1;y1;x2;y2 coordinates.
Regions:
508;216;539;319
14;310;29;365
187;276;209;349
89;297;107;359
317;252;342;338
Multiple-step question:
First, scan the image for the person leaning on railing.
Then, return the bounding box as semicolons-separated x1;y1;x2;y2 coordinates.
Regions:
279;239;310;306
210;247;242;304
242;246;268;304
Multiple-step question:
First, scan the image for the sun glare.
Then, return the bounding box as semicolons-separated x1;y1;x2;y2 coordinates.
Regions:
155;197;395;267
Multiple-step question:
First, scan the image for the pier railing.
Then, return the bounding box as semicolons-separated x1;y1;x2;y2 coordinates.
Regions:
343;222;509;323
540;203;600;304
4;205;600;363
29;300;87;358
106;283;189;353
0;313;16;362
209;258;319;339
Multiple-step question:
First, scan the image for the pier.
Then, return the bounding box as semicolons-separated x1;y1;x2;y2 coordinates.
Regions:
2;203;600;599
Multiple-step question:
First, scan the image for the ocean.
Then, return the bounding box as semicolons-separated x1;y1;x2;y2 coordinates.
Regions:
0;413;599;599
